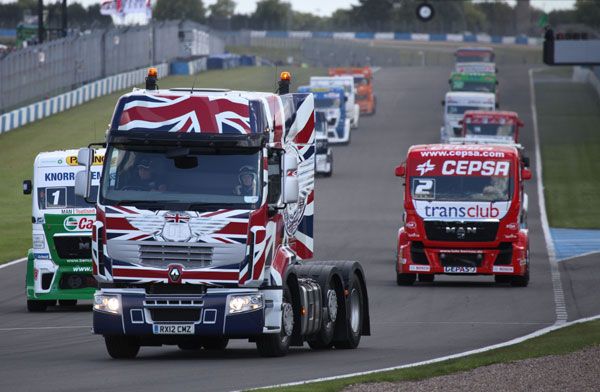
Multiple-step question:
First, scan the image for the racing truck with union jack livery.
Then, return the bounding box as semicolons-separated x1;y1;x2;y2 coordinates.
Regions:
23;149;104;311
74;70;370;358
394;144;531;286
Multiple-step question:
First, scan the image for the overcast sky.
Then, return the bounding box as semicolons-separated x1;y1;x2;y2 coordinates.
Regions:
0;0;577;17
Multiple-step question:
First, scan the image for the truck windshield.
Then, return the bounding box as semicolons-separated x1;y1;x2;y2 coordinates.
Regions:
411;174;513;202
466;123;515;137
452;81;495;93
447;105;492;115
456;53;493;62
315;98;340;109
100;145;261;210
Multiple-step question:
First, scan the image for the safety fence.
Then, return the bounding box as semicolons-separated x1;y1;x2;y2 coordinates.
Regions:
0;21;224;113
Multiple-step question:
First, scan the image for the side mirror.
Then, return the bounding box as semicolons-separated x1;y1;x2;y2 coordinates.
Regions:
23;180;32;195
448;79;451;84
77;148;94;167
75;171;91;198
395;164;406;177
521;168;532;181
495;102;499;109
518;120;525;127
441;100;445;106
496;80;499;85
522;155;530;168
282;153;299;204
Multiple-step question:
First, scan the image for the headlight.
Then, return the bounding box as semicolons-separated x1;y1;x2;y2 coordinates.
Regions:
227;294;263;315
94;293;121;315
33;234;45;249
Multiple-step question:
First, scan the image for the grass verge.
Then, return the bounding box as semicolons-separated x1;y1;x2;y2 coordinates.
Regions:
256;319;600;392
0;66;326;263
535;71;600;228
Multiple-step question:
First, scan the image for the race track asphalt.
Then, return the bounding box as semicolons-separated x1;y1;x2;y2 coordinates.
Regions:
0;64;577;392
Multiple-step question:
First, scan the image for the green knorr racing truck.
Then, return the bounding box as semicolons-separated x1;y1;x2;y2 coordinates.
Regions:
23;149;104;311
449;72;498;97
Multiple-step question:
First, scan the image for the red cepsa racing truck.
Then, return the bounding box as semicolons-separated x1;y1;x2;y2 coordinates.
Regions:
458;110;524;145
394;144;532;286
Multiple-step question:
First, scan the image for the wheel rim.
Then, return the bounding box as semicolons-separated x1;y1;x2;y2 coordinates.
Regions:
282;302;294;338
327;289;338;323
349;288;361;335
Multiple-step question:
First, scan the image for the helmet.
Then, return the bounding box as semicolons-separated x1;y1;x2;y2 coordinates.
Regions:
238;165;256;183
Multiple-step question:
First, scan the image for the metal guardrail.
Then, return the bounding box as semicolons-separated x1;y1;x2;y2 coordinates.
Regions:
0;21;224;113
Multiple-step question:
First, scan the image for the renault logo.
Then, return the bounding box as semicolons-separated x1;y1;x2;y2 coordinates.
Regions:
167;264;183;283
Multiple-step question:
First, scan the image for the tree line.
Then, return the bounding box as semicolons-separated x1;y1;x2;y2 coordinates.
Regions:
1;0;598;35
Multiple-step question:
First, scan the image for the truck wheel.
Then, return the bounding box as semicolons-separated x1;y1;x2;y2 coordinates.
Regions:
201;338;229;351
104;336;140;359
418;274;434;283
307;277;340;349
396;273;416;286
511;249;530;287
256;287;293;357
59;300;77;307
27;300;51;312
333;273;364;349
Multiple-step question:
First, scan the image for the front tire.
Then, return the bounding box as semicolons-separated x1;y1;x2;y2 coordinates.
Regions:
396;272;416;286
105;336;140;359
256;287;293;357
27;300;50;312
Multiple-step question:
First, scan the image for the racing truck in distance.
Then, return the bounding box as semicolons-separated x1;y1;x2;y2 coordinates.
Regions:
449;72;498;98
458;110;524;145
298;85;350;145
74;71;370;359
455;46;495;63
394;144;532;287
328;67;376;115
310;76;360;130
23;149;104;311
441;91;497;142
314;111;334;177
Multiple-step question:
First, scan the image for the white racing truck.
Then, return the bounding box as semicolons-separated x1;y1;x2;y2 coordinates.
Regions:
441;91;496;142
310;76;360;130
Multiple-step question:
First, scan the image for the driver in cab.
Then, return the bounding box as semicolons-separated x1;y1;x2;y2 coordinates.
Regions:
131;159;167;191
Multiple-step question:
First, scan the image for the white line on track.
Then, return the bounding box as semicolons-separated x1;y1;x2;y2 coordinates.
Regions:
0;257;26;270
529;68;568;325
0;326;90;332
248;314;600;391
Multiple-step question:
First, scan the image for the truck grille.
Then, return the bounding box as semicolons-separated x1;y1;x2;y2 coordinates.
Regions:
424;221;498;242
139;243;213;269
54;236;92;259
440;252;484;268
149;308;201;323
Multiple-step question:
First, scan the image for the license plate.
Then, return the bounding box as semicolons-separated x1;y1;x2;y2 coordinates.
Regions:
152;324;194;335
444;266;477;274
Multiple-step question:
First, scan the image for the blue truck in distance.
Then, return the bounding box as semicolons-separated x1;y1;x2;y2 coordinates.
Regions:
298;86;350;145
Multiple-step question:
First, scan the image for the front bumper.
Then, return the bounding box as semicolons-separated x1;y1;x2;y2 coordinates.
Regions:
397;242;527;276
26;256;96;301
93;289;268;339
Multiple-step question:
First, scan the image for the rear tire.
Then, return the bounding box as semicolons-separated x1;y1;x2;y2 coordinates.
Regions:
201;338;229;351
27;300;50;312
104;336;140;359
59;299;77;307
333;273;364;349
256;287;293;357
396;273;416;286
307;277;339;350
